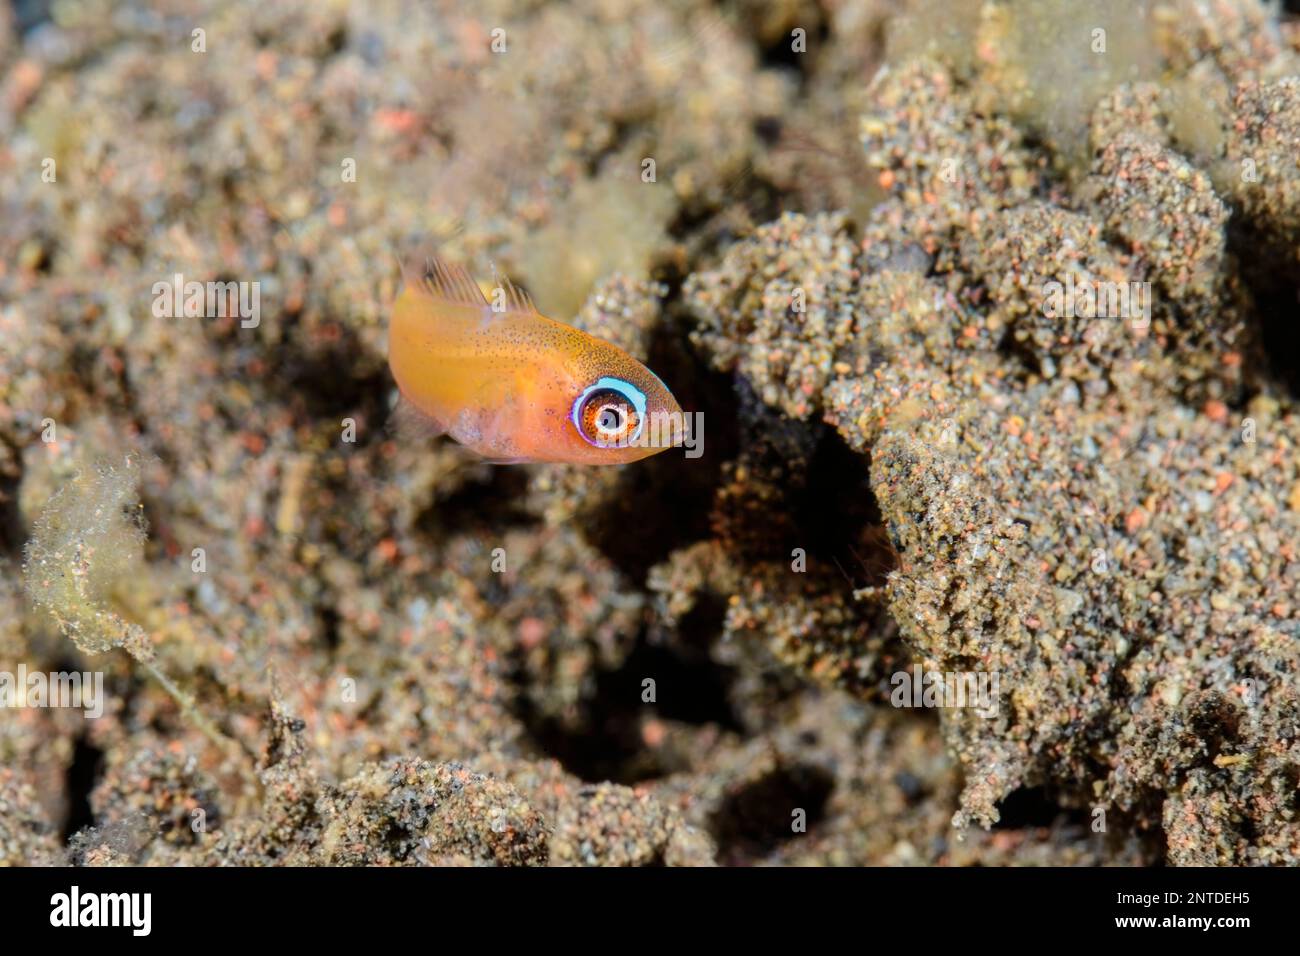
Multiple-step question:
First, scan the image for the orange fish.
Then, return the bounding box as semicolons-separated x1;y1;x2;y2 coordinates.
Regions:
388;255;684;464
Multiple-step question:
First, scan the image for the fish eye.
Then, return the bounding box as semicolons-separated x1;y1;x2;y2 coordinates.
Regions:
596;405;624;434
572;377;646;448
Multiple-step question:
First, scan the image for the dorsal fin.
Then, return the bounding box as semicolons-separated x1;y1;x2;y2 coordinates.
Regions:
399;252;542;317
401;252;489;308
488;268;539;316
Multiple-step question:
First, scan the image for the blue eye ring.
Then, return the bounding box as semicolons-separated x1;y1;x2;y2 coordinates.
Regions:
572;376;647;448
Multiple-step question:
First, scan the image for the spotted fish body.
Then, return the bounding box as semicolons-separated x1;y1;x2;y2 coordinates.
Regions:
388;256;683;464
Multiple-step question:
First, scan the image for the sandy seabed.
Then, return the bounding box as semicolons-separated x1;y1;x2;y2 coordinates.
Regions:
2;0;1299;866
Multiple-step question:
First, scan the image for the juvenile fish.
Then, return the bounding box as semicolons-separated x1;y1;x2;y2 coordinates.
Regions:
388;256;683;464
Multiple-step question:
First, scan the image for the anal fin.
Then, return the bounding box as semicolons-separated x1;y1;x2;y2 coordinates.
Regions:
388;394;448;444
